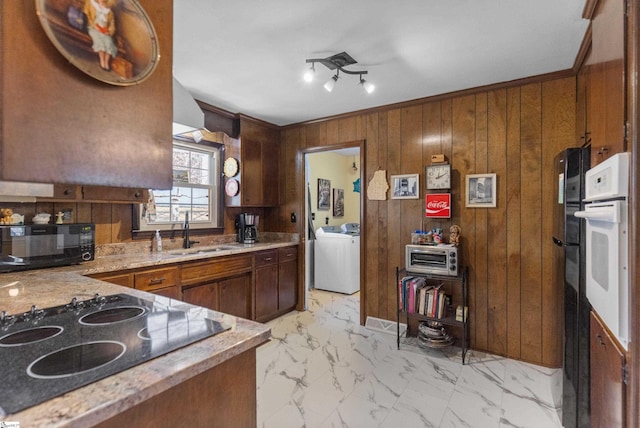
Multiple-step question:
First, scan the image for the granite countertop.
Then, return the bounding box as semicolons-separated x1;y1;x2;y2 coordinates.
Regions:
0;241;295;426
78;240;298;276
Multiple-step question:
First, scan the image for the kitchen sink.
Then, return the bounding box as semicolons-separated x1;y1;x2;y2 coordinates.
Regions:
167;246;237;256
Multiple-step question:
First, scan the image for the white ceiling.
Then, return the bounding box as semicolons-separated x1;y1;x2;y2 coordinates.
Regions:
173;1;589;127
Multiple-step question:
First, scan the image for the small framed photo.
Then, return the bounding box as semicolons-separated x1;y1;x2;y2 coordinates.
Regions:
391;174;419;199
333;188;344;217
318;178;331;210
465;173;497;207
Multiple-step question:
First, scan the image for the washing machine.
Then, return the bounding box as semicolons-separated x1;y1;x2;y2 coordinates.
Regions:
314;224;360;294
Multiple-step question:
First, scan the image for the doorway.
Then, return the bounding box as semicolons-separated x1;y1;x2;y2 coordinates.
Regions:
303;145;362;316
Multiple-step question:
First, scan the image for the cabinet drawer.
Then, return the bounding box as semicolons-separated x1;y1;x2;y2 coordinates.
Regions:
278;247;297;263
91;272;133;288
255;250;278;267
181;255;253;284
134;267;179;292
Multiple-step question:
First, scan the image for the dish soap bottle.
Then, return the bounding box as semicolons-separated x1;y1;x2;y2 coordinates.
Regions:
155;230;163;253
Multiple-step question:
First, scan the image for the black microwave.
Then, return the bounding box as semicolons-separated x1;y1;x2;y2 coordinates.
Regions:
0;223;95;272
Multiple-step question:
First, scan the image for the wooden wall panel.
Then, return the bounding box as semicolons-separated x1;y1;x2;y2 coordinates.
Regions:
506;86;523;358
282;76;577;367
519;83;544;363
541;77;580;366
364;113;381;320
487;89;508;357
452;95;478;348
385;109;402;320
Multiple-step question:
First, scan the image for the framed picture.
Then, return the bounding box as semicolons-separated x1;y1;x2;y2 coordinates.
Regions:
391;174;419;199
465;173;497;207
333;188;344;217
317;178;330;210
35;0;160;86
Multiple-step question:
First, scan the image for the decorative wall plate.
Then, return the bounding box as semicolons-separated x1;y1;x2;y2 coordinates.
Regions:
223;157;239;177
35;0;160;86
225;178;239;196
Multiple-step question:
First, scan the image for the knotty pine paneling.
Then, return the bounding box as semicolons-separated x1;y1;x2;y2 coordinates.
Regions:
278;76;577;367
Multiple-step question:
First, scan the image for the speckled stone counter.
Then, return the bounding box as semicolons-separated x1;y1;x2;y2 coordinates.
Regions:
0;242;278;426
78;241;298;276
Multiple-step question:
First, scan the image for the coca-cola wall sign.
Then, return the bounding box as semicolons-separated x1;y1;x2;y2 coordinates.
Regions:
425;193;451;218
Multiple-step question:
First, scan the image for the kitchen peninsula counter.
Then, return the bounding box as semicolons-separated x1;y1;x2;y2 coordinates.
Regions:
0;264;272;426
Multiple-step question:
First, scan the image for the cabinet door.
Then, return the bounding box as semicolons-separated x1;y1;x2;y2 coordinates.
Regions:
261;139;279;206
152;285;182;301
241;138;263;206
590;311;625;428
219;273;251;319
278;247;298;311
91;272;133;288
589;0;625;166
82;185;148;203
255;264;278;321
183;283;219;311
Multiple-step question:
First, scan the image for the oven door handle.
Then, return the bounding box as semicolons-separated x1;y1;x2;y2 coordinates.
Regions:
574;207;619;222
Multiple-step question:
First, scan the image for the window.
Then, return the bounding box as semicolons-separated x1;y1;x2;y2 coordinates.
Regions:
136;138;224;232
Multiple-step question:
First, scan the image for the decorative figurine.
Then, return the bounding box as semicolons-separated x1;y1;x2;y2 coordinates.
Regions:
449;224;461;246
56;212;65;224
0;208;14;224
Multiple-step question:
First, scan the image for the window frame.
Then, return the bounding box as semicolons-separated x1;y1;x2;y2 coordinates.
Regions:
133;136;225;236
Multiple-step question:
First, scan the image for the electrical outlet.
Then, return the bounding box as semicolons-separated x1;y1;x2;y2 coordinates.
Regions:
325;217;329;225
312;213;315;220
290;212;296;223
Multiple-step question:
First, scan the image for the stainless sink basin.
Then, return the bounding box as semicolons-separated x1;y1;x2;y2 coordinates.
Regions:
167;246;237;256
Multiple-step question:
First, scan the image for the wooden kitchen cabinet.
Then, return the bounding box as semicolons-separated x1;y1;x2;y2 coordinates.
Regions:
254;246;298;322
219;274;252;319
590;311;626;427
82;186;148;203
254;250;279;322
225;118;280;208
182;254;253;319
183;282;219;311
581;0;626;166
134;266;180;299
89;271;133;288
278;247;298;311
39;184;148;204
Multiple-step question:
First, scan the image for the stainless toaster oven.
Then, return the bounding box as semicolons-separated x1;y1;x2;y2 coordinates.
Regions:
405;244;459;276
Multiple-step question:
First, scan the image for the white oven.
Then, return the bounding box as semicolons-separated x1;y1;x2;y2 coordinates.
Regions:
575;152;629;349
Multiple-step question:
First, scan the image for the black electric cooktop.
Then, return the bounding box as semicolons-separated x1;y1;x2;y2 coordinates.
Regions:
0;293;230;416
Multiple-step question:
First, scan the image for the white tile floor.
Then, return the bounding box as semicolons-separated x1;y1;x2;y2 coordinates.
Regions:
257;289;564;428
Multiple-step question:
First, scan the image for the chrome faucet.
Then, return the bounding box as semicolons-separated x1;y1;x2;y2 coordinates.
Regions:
183;211;199;248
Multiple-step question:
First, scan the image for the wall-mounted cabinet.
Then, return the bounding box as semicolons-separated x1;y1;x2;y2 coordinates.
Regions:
38;184;148;204
224;118;280;208
580;0;626;166
0;0;173;189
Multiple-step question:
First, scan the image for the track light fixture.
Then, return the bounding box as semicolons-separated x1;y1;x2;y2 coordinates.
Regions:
304;51;375;94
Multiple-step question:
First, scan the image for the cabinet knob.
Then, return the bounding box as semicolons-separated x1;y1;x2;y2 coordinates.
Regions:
63;189;71;195
134;192;142;198
596;147;609;155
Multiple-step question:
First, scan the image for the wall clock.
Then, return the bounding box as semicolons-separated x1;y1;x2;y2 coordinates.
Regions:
225;178;239;196
223;157;239;177
426;164;451;189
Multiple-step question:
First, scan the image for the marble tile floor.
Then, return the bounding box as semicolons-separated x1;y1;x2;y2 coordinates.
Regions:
257;289;564;428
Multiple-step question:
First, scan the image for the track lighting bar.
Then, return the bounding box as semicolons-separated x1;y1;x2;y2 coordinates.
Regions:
304;51;374;93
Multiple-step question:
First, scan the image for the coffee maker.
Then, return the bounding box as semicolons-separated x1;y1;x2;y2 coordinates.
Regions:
236;213;258;244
